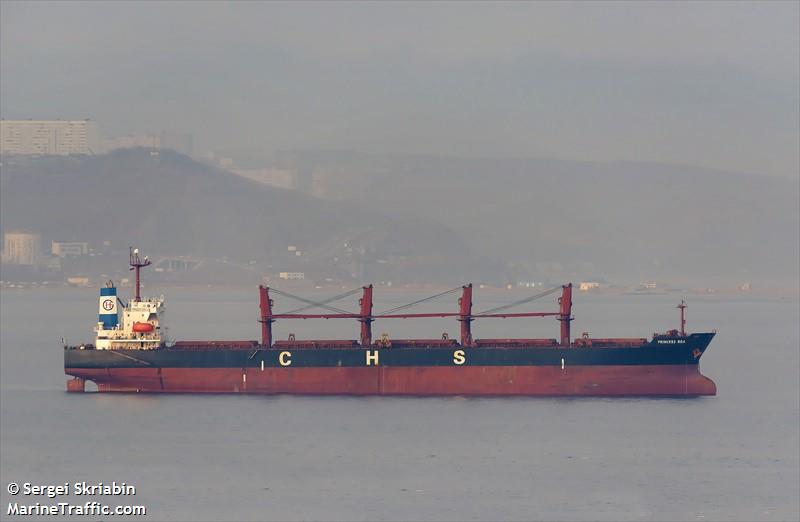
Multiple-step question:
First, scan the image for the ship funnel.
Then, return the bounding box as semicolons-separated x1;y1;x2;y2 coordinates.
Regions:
98;284;119;328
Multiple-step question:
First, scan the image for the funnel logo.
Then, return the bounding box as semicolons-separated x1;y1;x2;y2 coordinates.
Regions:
102;299;115;311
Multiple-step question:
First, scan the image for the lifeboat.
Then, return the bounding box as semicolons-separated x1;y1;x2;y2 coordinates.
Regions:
132;322;154;333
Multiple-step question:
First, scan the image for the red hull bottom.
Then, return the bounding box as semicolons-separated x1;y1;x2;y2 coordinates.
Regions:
67;365;716;396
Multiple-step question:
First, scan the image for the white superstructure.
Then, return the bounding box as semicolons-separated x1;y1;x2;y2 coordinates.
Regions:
95;293;166;350
94;248;165;350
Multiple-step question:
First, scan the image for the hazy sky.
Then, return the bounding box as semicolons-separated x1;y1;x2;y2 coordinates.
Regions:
2;1;798;177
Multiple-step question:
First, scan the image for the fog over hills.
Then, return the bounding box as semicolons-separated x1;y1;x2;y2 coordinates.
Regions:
2;2;797;290
1;149;797;287
354;155;799;287
0;150;490;283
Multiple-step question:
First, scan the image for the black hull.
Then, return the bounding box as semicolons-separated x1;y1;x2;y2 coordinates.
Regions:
65;333;713;369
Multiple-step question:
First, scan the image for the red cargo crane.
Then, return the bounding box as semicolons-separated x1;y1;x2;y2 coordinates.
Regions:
258;283;574;348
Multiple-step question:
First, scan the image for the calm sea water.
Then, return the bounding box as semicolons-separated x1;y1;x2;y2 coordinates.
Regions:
1;287;798;521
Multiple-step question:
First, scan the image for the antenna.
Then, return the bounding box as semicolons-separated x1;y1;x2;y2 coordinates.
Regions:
129;246;152;302
678;300;687;336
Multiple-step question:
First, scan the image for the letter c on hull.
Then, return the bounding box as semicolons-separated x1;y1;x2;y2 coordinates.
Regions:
279;351;292;366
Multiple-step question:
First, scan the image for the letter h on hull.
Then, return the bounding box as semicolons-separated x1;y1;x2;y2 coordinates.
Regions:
366;350;379;366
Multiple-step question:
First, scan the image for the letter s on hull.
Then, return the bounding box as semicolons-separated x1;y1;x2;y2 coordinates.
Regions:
453;350;465;365
279;351;292;366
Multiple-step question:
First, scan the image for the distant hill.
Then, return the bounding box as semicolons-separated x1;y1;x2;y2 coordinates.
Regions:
353;155;800;287
0;150;492;283
2;149;797;287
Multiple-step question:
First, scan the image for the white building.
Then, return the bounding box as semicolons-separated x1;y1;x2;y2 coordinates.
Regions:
279;272;305;280
102;134;160;152
231;168;295;190
52;241;89;258
2;232;42;265
1;120;99;155
159;132;193;156
102;131;193;156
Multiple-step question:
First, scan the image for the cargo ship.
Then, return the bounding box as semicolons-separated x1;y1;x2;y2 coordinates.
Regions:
64;248;717;396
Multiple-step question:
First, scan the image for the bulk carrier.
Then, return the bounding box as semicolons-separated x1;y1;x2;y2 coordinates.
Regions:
64;248;717;396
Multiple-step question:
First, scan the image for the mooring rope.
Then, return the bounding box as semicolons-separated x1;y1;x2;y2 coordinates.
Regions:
270;287;356;315
282;287;363;314
376;286;462;316
474;286;561;316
